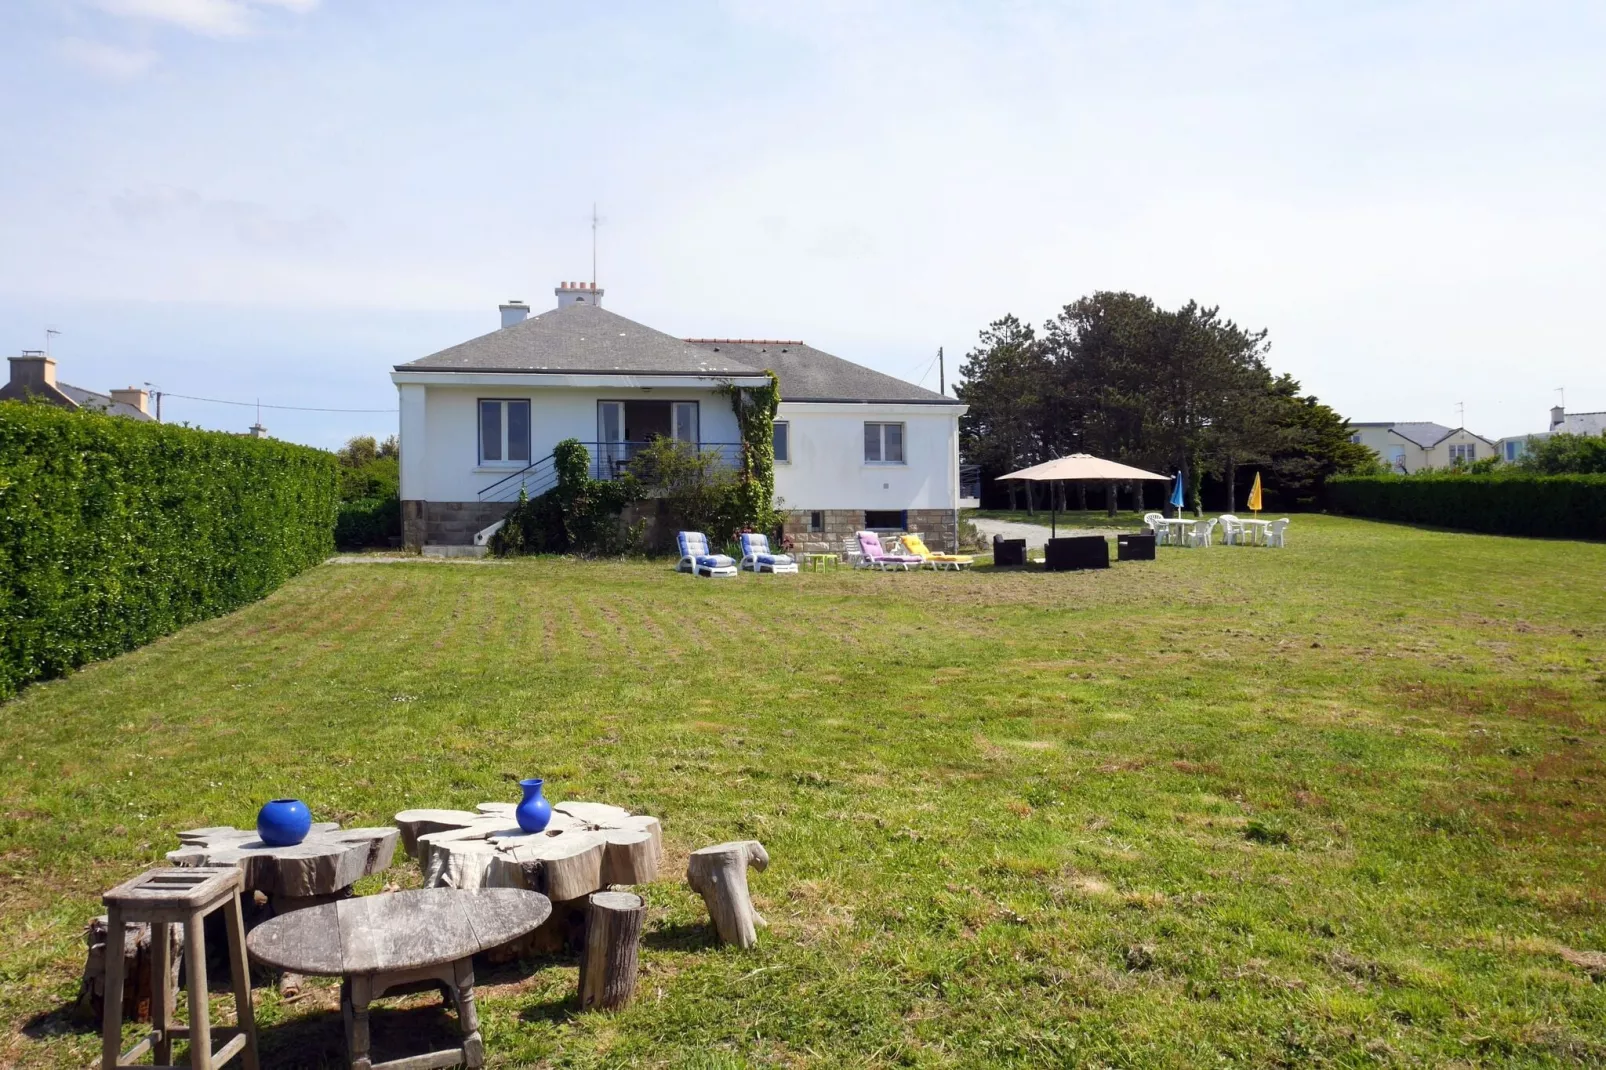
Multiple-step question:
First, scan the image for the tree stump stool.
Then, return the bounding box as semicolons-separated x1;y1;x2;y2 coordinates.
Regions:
687;840;769;948
78;915;184;1024
100;866;259;1070
578;891;644;1011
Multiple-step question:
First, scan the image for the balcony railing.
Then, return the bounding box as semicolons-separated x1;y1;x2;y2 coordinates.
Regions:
479;441;747;502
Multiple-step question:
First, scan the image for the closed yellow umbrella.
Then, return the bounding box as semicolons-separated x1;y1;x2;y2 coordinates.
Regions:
1246;472;1263;516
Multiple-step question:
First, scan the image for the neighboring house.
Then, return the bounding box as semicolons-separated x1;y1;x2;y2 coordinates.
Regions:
390;283;965;549
1498;404;1606;462
1349;421;1495;473
1;353;153;420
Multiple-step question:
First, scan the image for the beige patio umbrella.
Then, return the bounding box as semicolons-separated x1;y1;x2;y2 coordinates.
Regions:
997;453;1172;536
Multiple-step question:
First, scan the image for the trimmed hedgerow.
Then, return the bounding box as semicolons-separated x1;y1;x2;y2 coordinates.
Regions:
0;401;337;698
335;496;401;549
1328;472;1606;540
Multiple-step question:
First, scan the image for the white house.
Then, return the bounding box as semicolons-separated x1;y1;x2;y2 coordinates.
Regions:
1496;404;1606;462
1349;421;1495;473
391;283;965;549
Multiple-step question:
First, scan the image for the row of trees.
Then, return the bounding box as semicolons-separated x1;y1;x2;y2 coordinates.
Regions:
956;292;1376;511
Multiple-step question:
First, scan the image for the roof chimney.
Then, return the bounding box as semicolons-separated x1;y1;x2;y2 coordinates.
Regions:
555;281;603;310
1551;404;1565;431
248;421;268;438
499;300;530;329
109;386;149;416
8;351;57;390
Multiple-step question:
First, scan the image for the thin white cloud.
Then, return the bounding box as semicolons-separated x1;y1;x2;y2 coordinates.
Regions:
92;0;319;38
58;36;158;79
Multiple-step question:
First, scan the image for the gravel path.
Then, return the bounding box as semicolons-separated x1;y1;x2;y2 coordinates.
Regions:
970;518;1114;550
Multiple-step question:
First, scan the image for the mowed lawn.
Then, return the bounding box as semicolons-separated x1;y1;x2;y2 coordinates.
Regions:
3;516;1605;1068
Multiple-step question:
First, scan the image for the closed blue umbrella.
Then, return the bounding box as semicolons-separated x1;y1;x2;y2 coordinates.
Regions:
1169;472;1185;516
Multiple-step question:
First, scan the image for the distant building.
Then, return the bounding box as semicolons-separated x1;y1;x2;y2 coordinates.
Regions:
1349;421;1495;473
1496;404;1606;462
1;353;153;420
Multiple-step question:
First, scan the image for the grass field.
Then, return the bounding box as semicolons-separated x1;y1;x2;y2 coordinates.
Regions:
3;516;1604;1067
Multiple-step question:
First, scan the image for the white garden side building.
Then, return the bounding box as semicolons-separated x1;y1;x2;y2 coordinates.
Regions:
392;284;965;549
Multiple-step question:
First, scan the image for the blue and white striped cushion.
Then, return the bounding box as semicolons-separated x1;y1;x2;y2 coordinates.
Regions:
741;533;793;565
679;531;709;558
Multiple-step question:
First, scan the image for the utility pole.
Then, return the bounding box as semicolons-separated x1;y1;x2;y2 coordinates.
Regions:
145;382;162;422
938;347;945;395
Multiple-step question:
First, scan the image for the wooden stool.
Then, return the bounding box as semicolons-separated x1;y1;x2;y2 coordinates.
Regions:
101;866;259;1070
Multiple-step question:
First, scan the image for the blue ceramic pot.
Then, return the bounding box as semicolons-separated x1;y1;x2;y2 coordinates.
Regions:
516;778;553;834
257;798;312;846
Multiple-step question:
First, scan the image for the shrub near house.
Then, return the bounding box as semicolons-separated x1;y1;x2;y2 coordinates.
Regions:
0;401;337;698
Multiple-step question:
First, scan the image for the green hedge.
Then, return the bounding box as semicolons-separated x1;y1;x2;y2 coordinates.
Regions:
335;496;401;549
1328;473;1606;540
0;402;337;698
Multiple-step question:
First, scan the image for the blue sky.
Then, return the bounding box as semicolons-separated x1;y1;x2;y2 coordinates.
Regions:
1;1;1602;446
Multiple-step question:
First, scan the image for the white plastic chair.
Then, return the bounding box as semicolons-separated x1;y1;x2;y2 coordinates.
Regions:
1188;518;1217;548
1217;514;1241;546
1265;518;1290;548
1143;512;1168;545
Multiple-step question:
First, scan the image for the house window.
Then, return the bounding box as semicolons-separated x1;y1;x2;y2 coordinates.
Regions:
1349;433;1362;444
1504;441;1520;461
865;510;907;531
479;399;530;465
809;510;823;532
863;422;904;464
672;402;699;444
773;420;790;463
1448;443;1477;464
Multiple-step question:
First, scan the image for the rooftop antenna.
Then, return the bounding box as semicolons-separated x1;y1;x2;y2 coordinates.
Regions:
590;202;604;287
45;327;60;355
1456;401;1465;428
1557;386;1565;408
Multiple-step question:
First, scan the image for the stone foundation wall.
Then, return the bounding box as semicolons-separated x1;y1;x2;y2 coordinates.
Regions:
402;500;516;549
781;508;959;553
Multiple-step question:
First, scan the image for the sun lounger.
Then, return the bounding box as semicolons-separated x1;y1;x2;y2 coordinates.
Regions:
898;533;973;570
738;532;799;574
855;531;924;571
676;531;738;578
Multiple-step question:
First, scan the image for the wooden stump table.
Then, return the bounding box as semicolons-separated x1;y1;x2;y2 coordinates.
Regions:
167;823;400;910
247;888;551;1070
393;802;661;956
165;822;399;995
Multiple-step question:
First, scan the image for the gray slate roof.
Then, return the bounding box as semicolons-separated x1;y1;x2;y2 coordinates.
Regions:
691;341;960;405
58;383;154;421
1387;422;1456;447
398;303;764;376
1559;411;1606;436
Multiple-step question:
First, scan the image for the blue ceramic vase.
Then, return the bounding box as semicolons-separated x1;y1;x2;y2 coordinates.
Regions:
257;798;312;846
516;778;553;833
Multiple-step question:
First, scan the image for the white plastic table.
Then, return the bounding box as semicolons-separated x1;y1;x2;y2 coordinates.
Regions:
1157;518;1196;545
1237;519;1271;545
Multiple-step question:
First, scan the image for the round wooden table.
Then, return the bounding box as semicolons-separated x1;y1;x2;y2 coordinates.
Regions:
247;888;552;1070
